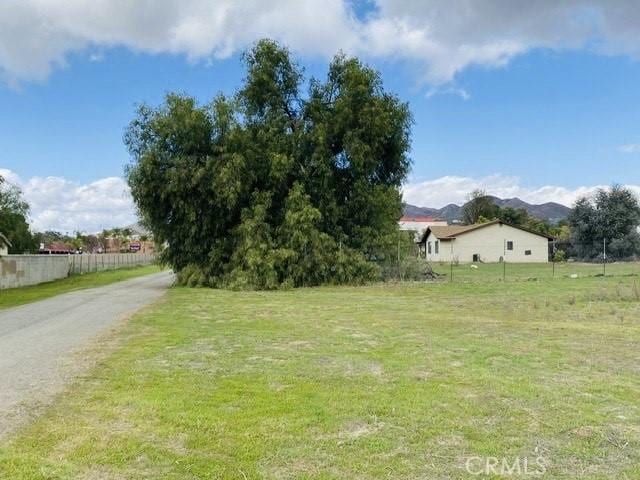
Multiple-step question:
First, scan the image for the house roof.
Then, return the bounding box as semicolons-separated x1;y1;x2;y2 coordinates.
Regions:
419;219;554;243
425;225;475;239
43;242;73;252
0;232;11;248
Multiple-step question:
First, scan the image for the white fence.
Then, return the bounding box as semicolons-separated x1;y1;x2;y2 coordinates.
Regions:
68;253;156;275
0;254;156;290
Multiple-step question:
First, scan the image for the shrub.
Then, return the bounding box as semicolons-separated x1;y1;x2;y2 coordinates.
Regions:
553;249;567;262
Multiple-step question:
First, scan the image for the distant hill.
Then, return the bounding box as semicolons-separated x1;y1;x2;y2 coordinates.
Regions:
404;196;570;223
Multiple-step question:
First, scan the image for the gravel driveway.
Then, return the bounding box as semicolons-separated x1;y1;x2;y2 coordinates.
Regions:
0;270;173;439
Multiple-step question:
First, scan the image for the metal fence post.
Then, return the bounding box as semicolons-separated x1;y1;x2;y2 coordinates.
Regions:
552;239;556;279
603;238;607;277
397;236;401;282
503;239;506;282
450;242;453;283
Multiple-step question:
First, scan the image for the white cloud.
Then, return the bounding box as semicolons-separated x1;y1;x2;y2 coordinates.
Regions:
426;86;470;100
0;169;136;233
2;1;640;86
619;143;640;153
3;168;640;231
402;174;640;208
0;0;360;85
88;52;105;63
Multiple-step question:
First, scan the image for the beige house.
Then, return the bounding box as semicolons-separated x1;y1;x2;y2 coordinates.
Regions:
0;232;11;256
419;220;552;263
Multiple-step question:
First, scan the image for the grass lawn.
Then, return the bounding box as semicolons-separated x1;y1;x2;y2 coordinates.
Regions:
430;260;640;283
0;264;163;310
1;273;640;478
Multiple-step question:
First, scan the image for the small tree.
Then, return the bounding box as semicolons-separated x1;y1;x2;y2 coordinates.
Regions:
497;207;528;225
552;249;566;262
0;175;36;253
461;189;498;225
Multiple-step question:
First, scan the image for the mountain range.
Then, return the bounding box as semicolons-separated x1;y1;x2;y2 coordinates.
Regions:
404;196;571;223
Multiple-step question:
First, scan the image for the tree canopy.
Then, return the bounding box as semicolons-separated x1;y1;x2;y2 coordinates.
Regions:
0;175;36;254
461;189;498;224
125;40;412;289
568;185;640;260
461;189;559;237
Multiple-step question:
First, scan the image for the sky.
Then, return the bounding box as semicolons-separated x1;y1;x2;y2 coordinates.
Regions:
1;0;640;232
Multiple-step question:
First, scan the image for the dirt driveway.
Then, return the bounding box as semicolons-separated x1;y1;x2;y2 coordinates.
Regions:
0;271;173;439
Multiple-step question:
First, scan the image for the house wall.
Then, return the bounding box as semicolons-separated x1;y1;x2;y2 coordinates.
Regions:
0;245;8;256
423;233;458;263
425;223;549;263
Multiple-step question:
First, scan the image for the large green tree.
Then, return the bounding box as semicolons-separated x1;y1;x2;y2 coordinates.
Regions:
126;40;412;289
568;185;640;259
461;189;499;225
0;175;36;254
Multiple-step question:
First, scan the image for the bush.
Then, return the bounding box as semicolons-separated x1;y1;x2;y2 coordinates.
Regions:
176;264;210;288
553;249;567;262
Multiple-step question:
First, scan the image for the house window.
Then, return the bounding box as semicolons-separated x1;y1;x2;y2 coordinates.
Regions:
473;254;480;262
428;242;432;254
525;250;532;256
434;240;439;254
507;241;513;251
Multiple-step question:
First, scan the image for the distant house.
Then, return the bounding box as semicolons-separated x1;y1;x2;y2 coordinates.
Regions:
399;215;448;241
40;242;73;255
104;236;155;254
419;220;553;263
0;232;11;256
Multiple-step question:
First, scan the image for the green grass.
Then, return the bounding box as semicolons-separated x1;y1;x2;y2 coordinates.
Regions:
430;260;640;283
2;274;640;478
0;264;163;310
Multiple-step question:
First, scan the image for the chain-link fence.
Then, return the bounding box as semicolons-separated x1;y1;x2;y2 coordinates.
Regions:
429;258;639;283
380;237;640;283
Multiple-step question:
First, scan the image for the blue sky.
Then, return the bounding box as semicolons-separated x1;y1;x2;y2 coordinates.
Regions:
1;1;640;231
4;48;640;186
